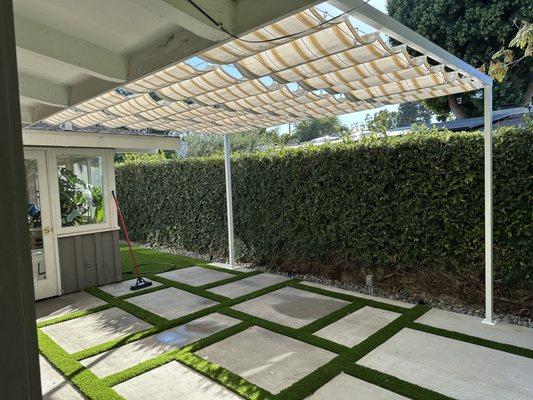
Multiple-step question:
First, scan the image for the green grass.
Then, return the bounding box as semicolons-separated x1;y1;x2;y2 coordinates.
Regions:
221;307;349;354
86;286;168;326
148;274;229;302
38;245;533;400
298;302;365;334
408;322;533;359
275;305;432;400
120;245;208;274
37;303;113;329
344;364;456;400
100;322;275;400
38;330;123;400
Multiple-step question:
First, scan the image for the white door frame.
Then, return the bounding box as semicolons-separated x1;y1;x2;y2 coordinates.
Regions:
24;149;60;300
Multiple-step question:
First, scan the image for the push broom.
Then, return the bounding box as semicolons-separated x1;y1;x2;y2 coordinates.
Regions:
112;190;153;291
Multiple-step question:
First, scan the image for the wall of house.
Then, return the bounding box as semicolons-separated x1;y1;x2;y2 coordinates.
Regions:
58;230;121;294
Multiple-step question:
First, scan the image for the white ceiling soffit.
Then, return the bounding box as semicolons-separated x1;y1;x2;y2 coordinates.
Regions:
32;3;488;134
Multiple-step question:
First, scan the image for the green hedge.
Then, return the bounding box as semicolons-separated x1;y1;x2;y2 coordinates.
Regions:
115;126;532;298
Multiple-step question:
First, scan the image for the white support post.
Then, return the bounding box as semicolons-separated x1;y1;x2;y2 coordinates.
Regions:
223;134;235;269
482;85;495;326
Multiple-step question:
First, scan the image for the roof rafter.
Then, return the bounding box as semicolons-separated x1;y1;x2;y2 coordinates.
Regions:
128;0;230;41
18;73;70;108
14;15;128;83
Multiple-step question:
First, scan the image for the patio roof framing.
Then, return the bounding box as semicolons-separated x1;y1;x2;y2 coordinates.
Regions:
18;0;495;325
217;0;495;324
330;0;492;86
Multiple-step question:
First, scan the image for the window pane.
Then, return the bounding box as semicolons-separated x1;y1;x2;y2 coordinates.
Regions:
57;154;105;227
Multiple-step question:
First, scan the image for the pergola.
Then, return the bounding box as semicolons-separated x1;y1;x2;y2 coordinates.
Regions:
26;0;494;323
2;1;496;394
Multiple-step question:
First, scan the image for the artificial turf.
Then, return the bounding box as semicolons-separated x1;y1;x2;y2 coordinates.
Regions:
38;246;533;400
38;330;123;400
119;245;208;274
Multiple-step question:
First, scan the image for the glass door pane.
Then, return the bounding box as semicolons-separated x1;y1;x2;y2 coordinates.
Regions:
25;158;47;282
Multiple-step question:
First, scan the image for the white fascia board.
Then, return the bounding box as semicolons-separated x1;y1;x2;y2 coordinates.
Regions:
22;129;180;151
331;0;492;86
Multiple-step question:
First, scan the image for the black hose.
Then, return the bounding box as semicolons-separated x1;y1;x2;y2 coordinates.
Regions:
122;262;177;276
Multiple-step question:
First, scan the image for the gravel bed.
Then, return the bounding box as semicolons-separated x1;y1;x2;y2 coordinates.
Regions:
129;242;532;328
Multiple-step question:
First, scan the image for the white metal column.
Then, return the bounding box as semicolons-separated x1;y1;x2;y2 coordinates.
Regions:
223;134;235;269
482;85;495;325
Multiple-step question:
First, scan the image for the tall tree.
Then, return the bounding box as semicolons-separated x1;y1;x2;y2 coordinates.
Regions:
293;117;348;142
396;102;434;126
387;0;532;119
364;109;398;135
182;129;280;157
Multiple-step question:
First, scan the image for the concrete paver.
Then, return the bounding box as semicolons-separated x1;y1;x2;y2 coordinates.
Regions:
208;273;291;298
42;307;151;353
300;281;415;309
197;326;335;394
126;287;217;320
99;279;162;297
157;266;233;286
314;306;400;347
40;356;85;399
358;328;533;400
307;373;408;400
232;286;349;328
416;308;533;350
36;291;106;322
113;361;242;399
81;313;240;377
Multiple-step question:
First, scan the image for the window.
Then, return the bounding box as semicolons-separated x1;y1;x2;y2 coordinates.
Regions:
56;154;105;227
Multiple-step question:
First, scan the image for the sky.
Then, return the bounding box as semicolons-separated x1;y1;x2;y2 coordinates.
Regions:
296;0;399;134
187;0;397;134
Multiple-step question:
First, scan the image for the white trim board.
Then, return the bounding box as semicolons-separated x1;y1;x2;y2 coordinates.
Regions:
22;129;180;151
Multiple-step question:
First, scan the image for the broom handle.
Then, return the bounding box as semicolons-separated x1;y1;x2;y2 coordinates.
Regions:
112;190;141;278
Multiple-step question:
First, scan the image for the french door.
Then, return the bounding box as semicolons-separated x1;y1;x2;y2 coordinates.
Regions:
24;150;59;299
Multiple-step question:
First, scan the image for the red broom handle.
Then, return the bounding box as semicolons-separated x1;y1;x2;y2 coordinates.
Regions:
112;190;140;278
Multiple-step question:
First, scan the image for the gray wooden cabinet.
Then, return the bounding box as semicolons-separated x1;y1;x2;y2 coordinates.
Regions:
58;229;122;294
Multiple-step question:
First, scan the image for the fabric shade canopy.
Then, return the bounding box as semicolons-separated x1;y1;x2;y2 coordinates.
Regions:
41;7;485;134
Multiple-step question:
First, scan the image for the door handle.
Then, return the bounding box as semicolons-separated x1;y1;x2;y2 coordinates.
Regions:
43;227;52;234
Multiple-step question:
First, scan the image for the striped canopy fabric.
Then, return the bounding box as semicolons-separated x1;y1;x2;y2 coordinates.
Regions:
41;7;484;134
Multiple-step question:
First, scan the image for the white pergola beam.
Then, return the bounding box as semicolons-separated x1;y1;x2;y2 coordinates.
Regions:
22;129;180;151
18;73;69;108
14;15;128;83
331;0;492;85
